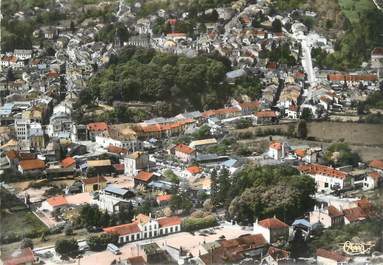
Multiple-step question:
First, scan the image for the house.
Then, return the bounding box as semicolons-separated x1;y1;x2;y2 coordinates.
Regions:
342;206;367;224
61;156;76;169
40;192;92;213
298;163;351;192
233;100;260;115
184;166;202;177
316;248;349;265
18;159;45;174
309;205;344;228
1;247;38;265
363;171;382;190
124;152;149;176
261;247;291;265
134;171;156;187
175;144;196;163
86;160;112;176
369;159;383;173
268;142;285;160
220;158;242;174
199;234;268;264
253;217;289;244
96;124;142;152
40;196;68;212
94;188;134;213
81;176;107;192
156;194;172;205
103;214;181;244
87;122;109;141
255;111;277;124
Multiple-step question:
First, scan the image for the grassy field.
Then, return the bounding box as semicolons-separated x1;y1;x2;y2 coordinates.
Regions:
0;188;47;241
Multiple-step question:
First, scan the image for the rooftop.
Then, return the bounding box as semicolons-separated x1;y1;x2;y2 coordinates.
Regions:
316;248;348;262
134;171;154;182
258;217;289;229
298;163;348;179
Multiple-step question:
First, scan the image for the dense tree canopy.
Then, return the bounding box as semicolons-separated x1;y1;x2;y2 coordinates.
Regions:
83;47;232;116
227;165;315;224
324;143;361;167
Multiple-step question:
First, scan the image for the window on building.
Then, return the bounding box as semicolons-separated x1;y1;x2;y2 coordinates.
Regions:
137;234;140;240
324;182;329;188
165;228;168;234
170;227;173;233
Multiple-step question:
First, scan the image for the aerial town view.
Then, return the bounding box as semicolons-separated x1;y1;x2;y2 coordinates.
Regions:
0;0;382;264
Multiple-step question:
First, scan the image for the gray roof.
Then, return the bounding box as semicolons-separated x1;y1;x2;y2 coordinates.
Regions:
226;69;247;79
105;185;130;196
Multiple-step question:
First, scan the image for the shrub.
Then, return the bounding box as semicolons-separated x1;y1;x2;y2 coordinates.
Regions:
20;238;33;249
87;234;118;251
182;215;217;232
55;239;79;257
64;224;73;236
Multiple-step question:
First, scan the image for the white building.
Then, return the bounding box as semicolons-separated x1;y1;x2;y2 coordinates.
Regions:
298;164;351;193
104;214;181;244
124;152;149;176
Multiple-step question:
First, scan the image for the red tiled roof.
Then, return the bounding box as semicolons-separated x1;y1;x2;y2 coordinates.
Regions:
327;205;344;217
61;157;76;168
327;73;377;82
368;171;382;181
298;163;348;180
18;153;36;160
256;110;277;118
104;223;140;236
134;171;154;182
167;19;177;25
81;176;107;185
175;144;195;154
269;142;282;150
372;47;383;56
167;32;187;37
156;194;172;202
369;159;383;170
258;217;289;229
316;248;348;262
87;122;108;131
157;216;181;228
47;71;60;78
108;145;128;155
239;101;260;110
202;107;240;118
343;207;367;222
294;149;306;157
2;248;36;265
5;150;18;160
266;61;278;69
267;246;290;260
186;166;202;174
19;159;45;171
47;196;67;207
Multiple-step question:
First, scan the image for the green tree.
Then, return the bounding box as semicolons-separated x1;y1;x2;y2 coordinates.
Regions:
55;239;79;257
324;143;361;167
20;238;33;249
63;224;73;236
210;169;218;207
87;234;118;251
272;19;282;32
296;120;308;139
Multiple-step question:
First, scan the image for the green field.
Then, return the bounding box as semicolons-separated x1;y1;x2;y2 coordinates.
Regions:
0;188;47;242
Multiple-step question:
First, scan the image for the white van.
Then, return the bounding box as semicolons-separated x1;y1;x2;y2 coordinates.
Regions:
107;243;121;255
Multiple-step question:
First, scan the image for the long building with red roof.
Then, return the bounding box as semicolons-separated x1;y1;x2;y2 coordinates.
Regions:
104;214;181;244
298;163;351;192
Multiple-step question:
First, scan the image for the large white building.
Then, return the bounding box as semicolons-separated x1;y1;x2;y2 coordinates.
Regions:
104;214;181;244
298;163;351;193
